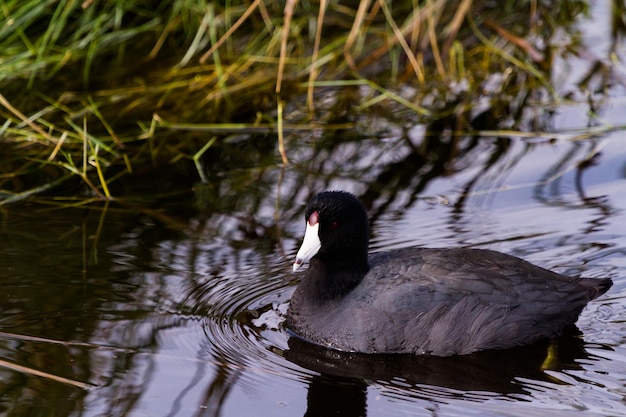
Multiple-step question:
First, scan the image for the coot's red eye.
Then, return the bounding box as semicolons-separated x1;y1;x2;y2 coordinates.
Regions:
329;221;338;230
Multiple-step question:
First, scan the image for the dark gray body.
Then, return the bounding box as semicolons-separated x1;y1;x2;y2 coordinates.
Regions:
287;247;611;356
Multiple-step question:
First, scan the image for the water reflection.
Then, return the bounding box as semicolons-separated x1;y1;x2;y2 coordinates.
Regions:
283;330;619;417
302;375;367;417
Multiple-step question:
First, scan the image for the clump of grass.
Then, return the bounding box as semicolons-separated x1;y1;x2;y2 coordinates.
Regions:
0;0;601;206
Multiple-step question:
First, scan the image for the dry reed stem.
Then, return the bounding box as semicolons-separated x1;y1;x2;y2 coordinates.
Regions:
0;93;58;144
199;0;262;64
47;131;68;161
344;0;372;71
378;0;425;84
307;0;327;112
426;0;446;79
0;358;95;390
276;0;298;93
483;17;544;62
442;0;472;54
277;98;289;165
354;1;435;76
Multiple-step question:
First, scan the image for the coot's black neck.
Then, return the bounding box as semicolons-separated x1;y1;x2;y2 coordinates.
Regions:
303;255;370;302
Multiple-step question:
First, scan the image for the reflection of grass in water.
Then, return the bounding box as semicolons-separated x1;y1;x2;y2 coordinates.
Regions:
0;0;617;205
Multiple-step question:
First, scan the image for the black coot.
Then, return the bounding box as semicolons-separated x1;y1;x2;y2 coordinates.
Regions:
287;191;612;356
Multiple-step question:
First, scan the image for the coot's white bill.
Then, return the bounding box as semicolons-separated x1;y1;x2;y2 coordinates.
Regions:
293;221;321;272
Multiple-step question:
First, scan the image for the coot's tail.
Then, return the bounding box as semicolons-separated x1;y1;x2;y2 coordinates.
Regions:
580;277;612;300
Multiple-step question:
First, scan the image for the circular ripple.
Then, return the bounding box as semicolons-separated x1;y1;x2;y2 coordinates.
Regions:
181;247;315;392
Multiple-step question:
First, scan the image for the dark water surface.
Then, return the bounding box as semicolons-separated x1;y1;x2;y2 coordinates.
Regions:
1;134;626;417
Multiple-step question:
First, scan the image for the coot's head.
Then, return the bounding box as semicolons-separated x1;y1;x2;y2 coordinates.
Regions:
293;191;369;272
